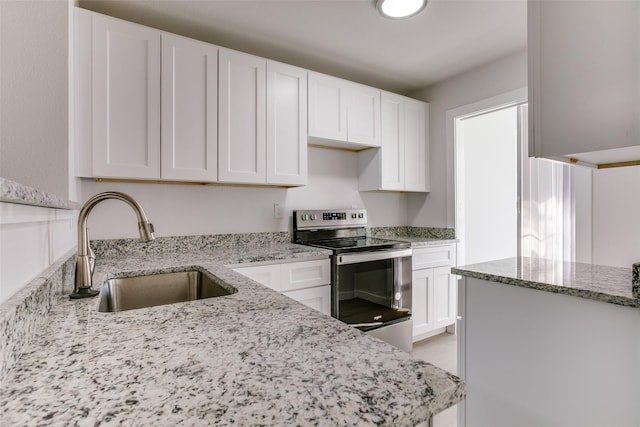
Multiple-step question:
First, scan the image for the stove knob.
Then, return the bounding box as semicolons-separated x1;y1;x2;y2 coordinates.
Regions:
310;214;317;220
351;213;357;219
358;213;364;219
301;214;308;221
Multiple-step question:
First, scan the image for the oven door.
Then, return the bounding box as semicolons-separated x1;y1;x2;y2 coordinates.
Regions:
333;248;412;331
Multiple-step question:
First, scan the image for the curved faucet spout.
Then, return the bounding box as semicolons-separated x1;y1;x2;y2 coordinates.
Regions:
70;191;155;299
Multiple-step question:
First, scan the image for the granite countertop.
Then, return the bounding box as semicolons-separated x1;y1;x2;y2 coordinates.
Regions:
453;257;639;309
367;226;457;248
0;242;464;426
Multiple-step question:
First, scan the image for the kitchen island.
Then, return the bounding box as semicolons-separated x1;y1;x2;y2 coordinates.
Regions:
453;257;640;427
0;237;464;426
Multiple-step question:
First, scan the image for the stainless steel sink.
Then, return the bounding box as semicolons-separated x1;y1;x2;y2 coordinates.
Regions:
97;270;236;312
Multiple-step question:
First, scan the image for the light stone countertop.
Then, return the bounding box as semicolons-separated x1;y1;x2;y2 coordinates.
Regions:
453;257;639;309
367;226;457;249
393;237;458;249
0;243;464;426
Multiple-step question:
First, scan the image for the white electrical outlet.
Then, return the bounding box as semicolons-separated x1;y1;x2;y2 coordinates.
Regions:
273;203;283;219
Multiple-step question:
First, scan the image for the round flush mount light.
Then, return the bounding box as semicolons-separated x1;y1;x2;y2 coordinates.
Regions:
377;0;427;19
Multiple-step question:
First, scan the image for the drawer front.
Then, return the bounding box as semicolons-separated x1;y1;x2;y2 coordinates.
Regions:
233;264;281;291
281;259;331;292
412;244;455;270
282;284;331;316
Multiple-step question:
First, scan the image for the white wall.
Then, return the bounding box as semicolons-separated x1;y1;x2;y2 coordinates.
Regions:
592;166;640;268
0;203;76;304
79;146;408;239
407;49;528;228
0;0;72;201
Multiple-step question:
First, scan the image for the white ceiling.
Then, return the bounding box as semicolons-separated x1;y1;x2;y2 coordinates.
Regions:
79;0;527;94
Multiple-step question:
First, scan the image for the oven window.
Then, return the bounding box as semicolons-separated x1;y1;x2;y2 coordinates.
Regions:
335;257;411;330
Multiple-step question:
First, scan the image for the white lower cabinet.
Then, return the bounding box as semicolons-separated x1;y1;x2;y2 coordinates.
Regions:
282;286;331;316
411;244;457;342
233;259;331;316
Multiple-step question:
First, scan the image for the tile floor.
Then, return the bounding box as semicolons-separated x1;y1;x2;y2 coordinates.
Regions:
411;333;458;427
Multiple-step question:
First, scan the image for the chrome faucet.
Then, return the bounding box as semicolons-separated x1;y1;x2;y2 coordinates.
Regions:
70;191;155;299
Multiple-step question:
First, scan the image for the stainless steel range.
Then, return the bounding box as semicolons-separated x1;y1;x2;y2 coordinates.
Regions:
293;209;413;352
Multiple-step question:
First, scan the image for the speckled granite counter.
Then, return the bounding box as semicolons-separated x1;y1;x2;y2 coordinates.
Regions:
0;241;464;426
368;226;457;248
453;257;639;308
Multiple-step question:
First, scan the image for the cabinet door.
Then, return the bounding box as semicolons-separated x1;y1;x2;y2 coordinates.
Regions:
380;92;405;190
412;268;434;340
92;14;161;179
161;34;218;182
529;1;640;163
404;98;427;192
218;48;266;183
347;84;381;147
308;72;347;142
233;264;281;291
432;266;457;329
280;259;330;292
266;61;307;186
282;285;331;316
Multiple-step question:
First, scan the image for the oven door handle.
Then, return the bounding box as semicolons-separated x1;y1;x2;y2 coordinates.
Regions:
335;248;412;265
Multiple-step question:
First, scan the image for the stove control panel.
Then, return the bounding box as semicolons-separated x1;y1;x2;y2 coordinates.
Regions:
294;209;367;229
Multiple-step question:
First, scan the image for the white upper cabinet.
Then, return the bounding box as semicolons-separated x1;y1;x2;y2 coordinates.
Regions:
308;72;381;150
358;92;429;192
89;11;161;179
528;0;640;166
308;72;347;142
75;9;220;182
266;62;308;186
218;49;308;186
218;48;267;184
403;97;428;192
161;33;218;182
379;93;404;190
347;84;381;147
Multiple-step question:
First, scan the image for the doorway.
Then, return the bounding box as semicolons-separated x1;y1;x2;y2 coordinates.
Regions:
447;88;527;267
449;88;586;267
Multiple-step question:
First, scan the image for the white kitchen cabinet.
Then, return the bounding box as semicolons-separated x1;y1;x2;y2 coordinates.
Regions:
358;93;429;192
528;0;640;166
75;9;220;183
411;244;457;341
308;72;347;143
308;72;381;150
282;286;331;317
161;33;218;182
219;49;307;186
403;97;428;191
412;268;435;338
266;61;308;186
233;259;331;316
218;48;267;184
231;263;281;291
347;84;381;147
82;10;161;179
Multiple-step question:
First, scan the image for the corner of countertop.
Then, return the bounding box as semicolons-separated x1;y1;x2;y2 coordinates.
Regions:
633;262;640;298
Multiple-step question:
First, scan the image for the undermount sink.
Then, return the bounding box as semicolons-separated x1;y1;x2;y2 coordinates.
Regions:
97;270;236;312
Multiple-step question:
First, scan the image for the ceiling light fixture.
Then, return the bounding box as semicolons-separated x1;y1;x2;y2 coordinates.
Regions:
376;0;427;19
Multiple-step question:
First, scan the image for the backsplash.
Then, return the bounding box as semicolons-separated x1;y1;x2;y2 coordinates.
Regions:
368;226;455;240
91;232;292;258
